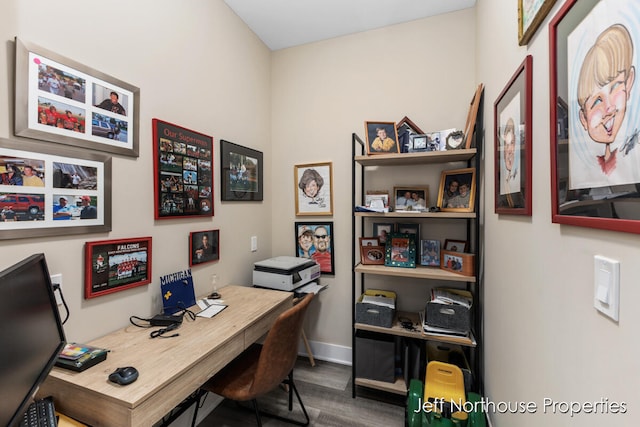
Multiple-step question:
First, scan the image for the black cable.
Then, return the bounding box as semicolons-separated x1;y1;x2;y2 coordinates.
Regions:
150;322;180;339
53;284;70;325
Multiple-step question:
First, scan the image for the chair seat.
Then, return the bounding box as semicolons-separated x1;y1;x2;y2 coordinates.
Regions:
203;344;262;401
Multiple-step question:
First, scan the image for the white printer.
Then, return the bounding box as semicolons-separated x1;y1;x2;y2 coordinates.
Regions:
253;256;321;291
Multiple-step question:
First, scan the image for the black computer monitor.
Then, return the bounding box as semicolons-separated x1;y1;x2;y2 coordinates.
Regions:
0;253;66;427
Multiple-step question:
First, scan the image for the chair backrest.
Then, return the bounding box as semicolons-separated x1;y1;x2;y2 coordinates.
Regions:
249;293;314;397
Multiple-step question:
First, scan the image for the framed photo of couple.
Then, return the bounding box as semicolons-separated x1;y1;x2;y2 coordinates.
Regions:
437;168;476;213
14;38;140;158
494;55;532;215
359;237;384;265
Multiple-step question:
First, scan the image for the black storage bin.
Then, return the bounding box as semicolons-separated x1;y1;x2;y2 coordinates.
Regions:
355;330;395;383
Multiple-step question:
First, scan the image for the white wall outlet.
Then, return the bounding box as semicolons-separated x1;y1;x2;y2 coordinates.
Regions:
251;236;258;252
50;274;63;306
593;255;620;321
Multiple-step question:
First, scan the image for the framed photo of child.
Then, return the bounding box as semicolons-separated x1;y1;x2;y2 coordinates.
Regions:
364;121;400;155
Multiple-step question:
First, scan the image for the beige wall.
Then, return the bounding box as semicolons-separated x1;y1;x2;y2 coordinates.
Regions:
477;0;640;426
0;0;273;343
270;9;477;357
4;1;637;425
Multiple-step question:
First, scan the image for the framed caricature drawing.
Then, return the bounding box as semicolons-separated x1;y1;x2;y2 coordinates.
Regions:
495;55;533;215
550;0;640;234
294;162;333;216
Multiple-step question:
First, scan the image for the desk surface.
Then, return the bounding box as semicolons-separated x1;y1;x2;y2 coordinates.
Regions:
38;285;292;427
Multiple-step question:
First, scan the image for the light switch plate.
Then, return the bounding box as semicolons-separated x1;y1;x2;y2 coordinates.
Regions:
593;255;619;321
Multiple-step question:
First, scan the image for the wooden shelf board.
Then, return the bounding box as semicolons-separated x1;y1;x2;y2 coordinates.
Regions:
355;311;477;347
354;377;407;395
354;263;475;283
355;149;476;166
354;211;476;219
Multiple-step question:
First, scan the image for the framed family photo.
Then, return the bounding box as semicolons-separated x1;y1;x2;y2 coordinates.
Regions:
294;162;333;216
437;168;476;212
494;55;533;215
0;137;111;240
84;237;152;299
550;0;640;234
444;239;468;253
364;121;400;155
519;0;557;46
420;239;440;266
152;119;214;219
384;233;416;268
365;191;389;209
397;116;424;153
220;140;263;201
189;229;220;267
394;186;428;211
294;222;335;275
360;244;385;265
372;222;394;244
440;250;475;277
14;38;139;157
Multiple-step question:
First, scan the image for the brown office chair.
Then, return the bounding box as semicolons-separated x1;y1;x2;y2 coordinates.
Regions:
192;292;313;426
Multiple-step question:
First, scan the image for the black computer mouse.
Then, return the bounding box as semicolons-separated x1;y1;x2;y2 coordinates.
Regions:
108;366;139;385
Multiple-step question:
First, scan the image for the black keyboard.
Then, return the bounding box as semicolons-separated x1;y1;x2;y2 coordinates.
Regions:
20;396;58;427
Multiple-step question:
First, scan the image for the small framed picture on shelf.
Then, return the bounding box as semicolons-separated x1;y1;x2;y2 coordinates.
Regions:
440;250;475;276
384;233;416;268
372;222;394;245
420;239;440;266
359;237;380;247
393;187;428;211
364;121;400;155
360;245;385;265
365;191;389;209
437;168;476;212
444;239;468;253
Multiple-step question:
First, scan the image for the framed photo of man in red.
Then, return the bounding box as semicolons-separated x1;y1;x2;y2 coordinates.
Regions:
294;221;334;275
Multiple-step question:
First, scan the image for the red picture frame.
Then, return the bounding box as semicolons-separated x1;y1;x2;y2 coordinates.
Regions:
84;237;152;299
550;0;640;234
152;119;214;219
494;54;533;215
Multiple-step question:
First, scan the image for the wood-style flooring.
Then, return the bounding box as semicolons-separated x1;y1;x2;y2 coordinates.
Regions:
197;357;405;426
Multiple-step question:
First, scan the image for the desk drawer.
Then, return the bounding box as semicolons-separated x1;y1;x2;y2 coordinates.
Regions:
244;301;290;347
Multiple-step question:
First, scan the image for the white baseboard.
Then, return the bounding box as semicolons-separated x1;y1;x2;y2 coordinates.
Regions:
298;338;352;366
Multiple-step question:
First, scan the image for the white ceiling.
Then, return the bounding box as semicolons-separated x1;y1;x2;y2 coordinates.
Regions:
223;0;477;51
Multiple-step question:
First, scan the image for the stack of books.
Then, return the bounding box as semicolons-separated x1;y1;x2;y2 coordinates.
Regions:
56;343;108;372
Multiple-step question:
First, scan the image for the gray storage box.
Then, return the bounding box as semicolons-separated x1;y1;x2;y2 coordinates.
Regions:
425;289;472;333
355;290;396;328
355;330;395;383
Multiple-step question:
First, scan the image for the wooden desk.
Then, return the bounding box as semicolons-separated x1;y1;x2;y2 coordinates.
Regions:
37;285;292;427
